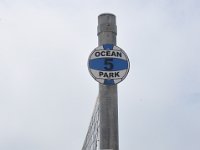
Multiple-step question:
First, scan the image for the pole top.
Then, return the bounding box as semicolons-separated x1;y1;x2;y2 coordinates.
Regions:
97;13;117;35
98;13;116;17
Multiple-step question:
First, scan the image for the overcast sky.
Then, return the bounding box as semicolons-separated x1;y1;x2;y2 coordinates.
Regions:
0;0;200;150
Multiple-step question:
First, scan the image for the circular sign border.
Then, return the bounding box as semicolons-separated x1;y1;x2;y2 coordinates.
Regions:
88;44;130;85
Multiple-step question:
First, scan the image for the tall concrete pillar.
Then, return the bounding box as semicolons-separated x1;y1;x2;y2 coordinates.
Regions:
98;13;119;150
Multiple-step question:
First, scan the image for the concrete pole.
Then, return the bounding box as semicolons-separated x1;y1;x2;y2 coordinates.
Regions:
98;13;119;150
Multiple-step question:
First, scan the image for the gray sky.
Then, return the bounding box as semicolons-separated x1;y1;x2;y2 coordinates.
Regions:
0;0;200;149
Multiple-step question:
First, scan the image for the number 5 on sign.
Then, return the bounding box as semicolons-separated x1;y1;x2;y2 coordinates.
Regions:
104;58;113;71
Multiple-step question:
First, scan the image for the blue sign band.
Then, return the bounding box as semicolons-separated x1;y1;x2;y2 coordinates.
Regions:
103;44;114;50
89;58;128;71
104;79;115;85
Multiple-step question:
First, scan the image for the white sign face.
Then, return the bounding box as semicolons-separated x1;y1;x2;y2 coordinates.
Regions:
88;44;130;85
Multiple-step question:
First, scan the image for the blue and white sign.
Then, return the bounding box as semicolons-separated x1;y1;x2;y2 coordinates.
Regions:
88;44;130;85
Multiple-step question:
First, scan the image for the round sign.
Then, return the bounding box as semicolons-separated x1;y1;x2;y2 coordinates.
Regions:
88;44;130;85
